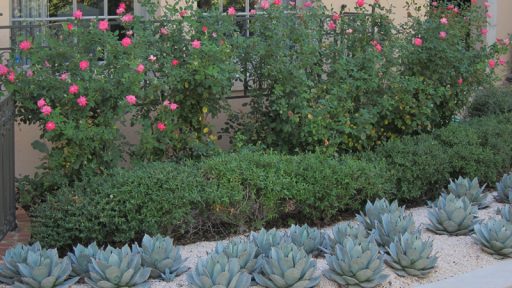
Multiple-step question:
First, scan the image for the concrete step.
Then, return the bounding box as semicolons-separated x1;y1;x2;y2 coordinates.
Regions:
416;259;512;288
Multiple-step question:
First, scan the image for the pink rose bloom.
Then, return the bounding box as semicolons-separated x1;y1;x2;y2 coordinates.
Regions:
486;13;492;18
116;8;125;15
227;6;236;15
40;105;52;116
273;0;281;5
202;26;208;33
179;10;187;17
73;9;83;19
261;0;270;10
7;71;15;83
77;96;88;107
457;78;463;86
44;60;50;67
432;1;438;6
250;9;257;15
504;38;510;46
171;59;180;66
157;122;166;132
67;23;73;31
413;37;423;46
170;102;179;111
121;37;132;47
160;27;169;35
0;64;8;76
191;40;201;49
346;28;353;34
79;60;89;71
98;20;109;31
356;0;365;7
136;64;145;73
118;2;126;10
447;4;454;10
19;40;32;51
440;18;448;25
45;121;56;131
148;55;156;62
125;95;137;105
37;98;46;108
453;7;459;13
303;1;312;7
332;12;340;21
121;13;134;23
488;59;496;69
439;31;447;39
289;1;295;6
60;72;69;81
499;58;506;65
26;70;33;77
126;30;134;37
69;84;79;94
212;32;217;38
481;28;488;36
484;2;490;8
328;21;336;31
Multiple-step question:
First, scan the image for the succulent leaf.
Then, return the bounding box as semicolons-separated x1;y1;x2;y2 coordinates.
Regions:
426;194;478;236
447;176;489;209
0;242;42;285
356;198;405;232
289;224;325;256
249;228;290;257
374;212;415;248
67;242;99;278
473;219;512;259
496;173;512;203
187;253;251;288
498;204;512;223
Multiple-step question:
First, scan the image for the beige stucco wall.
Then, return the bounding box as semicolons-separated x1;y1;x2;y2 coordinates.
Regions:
497;0;512;63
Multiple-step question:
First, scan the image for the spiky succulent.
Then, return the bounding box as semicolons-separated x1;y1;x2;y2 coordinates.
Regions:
374;212;415;248
249;228;289;257
133;234;188;282
446;176;488;209
356;198;404;232
214;238;263;275
323;238;388;288
0;242;42;285
498;204;512;223
321;223;369;254
289;224;325;256
67;242;99;278
473;219;512;259
12;248;79;288
426;194;478;236
85;245;151;288
496;173;512;203
254;243;320;288
384;231;438;277
187;253;251;288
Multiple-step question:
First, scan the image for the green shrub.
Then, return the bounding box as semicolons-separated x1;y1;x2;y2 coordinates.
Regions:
468;86;512;118
31;152;392;251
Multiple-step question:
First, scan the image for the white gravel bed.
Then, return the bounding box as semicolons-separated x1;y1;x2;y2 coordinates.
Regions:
3;195;508;288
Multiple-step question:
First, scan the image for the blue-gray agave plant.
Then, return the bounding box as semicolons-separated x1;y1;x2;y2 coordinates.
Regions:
187;253;251;288
446;176;489;209
356;198;404;232
289;224;325;256
426;194;478;236
374;211;415;248
473;219;512;259
496;173;512;203
498;204;512;223
85;245;151;288
384;231;438;277
254;243;320;288
214;238;263;275
67;242;99;278
249;228;290;257
133;234;188;282
323;238;388;288
321;222;370;254
12;248;79;288
0;242;42;285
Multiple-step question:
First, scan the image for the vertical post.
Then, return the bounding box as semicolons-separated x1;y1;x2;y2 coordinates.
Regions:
0;95;16;241
486;0;497;45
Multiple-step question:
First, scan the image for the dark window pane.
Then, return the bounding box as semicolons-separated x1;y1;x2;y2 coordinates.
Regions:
49;0;73;17
78;0;104;16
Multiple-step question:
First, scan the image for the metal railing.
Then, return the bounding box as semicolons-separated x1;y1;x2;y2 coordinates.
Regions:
0;94;16;241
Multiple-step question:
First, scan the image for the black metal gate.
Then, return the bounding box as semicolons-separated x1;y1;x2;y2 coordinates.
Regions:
0;94;16;240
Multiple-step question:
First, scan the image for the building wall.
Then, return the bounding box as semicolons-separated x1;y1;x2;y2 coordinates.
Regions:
10;0;512;177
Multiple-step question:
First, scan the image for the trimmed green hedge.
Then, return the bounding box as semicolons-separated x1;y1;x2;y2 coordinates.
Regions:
32;114;512;251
